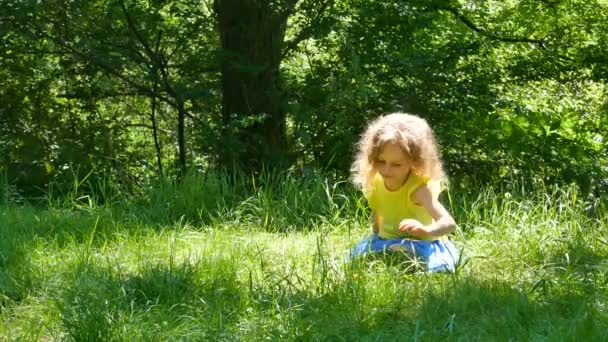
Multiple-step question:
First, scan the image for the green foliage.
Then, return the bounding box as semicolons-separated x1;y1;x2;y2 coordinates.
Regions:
1;0;219;196
285;0;608;194
1;0;607;196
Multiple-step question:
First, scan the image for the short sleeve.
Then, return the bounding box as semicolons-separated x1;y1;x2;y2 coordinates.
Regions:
364;185;377;211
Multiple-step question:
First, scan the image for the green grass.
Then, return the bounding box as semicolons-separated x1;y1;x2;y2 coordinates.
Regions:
0;172;607;340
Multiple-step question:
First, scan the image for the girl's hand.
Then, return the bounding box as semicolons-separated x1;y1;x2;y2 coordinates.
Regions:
399;219;431;239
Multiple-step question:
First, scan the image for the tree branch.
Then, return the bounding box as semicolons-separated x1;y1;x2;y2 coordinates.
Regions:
49;35;178;108
56;91;148;99
119;0;157;62
282;0;334;57
438;5;546;47
165;14;213;62
279;0;301;22
125;123;171;133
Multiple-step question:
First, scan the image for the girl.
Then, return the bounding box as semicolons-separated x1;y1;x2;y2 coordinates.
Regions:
349;112;459;272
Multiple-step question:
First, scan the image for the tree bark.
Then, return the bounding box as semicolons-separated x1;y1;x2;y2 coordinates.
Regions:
151;31;164;178
176;99;187;177
150;86;163;178
215;0;290;173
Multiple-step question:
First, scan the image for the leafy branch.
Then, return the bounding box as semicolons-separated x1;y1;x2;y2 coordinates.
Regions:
436;4;547;48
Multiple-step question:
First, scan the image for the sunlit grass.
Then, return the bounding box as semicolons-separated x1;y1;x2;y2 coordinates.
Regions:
0;173;606;340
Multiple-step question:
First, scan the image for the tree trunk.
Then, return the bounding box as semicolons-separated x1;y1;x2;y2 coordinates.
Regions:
150;88;163;178
215;0;289;173
176;99;187;177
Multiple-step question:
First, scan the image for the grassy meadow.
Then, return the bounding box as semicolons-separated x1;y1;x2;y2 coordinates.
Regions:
1;172;607;341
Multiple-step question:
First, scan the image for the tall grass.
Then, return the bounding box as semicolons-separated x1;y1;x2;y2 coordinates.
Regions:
120;169;367;232
0;172;606;340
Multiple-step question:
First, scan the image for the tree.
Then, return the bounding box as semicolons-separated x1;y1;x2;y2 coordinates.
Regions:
214;0;335;172
2;0;218;179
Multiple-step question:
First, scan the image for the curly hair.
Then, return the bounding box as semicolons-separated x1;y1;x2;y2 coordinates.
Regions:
351;112;446;192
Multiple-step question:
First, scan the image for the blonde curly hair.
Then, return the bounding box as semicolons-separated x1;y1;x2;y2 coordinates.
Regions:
351;112;447;192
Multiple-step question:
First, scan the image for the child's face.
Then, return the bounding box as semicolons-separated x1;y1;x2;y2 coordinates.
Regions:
375;142;411;188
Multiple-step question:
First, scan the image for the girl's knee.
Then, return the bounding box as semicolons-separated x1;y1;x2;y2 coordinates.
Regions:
388;243;405;252
389;242;416;256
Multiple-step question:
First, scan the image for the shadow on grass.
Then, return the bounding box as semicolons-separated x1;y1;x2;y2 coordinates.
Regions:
412;278;605;341
12;236;606;341
515;219;608;301
0;205;119;307
236;241;607;341
0;242;37;306
271;276;607;341
52;253;245;341
529;234;608;311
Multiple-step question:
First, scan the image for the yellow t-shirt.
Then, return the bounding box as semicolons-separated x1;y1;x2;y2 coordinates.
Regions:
365;173;440;240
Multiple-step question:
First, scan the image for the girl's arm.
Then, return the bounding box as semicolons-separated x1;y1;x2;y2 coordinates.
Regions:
372;211;380;234
400;184;456;238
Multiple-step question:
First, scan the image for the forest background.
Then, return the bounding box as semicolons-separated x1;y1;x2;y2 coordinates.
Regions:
1;0;607;198
0;0;607;340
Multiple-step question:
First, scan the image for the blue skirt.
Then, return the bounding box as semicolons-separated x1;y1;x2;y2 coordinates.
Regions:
348;234;459;273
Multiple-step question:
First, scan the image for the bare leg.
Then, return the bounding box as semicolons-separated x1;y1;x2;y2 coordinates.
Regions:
388;243;416;256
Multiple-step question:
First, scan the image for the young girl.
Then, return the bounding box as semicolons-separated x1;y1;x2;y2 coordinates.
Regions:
349;112;459;272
